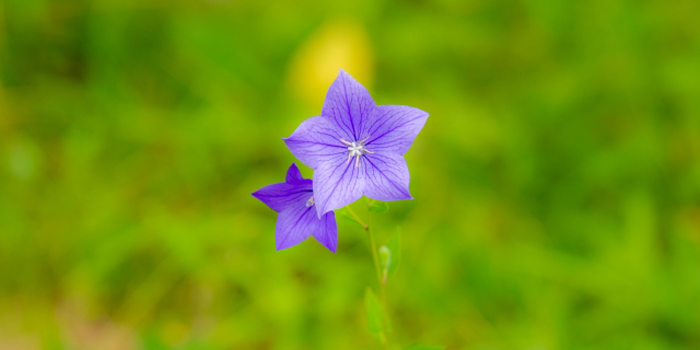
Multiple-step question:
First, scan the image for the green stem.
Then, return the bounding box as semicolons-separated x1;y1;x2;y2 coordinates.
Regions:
367;207;391;350
345;206;368;231
349;205;392;348
366;212;382;284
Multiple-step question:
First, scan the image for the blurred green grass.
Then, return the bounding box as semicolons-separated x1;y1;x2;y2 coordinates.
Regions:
2;0;700;349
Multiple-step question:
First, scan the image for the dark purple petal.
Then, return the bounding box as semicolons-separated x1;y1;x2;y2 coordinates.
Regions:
312;158;365;217
285;163;306;184
365;105;429;155
275;203;315;250
312;211;338;253
362;152;412;201
321;70;378;141
284;116;347;169
252;166;313;213
276;201;337;253
252;182;311;213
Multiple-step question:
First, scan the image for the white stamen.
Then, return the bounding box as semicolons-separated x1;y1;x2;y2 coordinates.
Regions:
305;196;314;207
340;137;373;168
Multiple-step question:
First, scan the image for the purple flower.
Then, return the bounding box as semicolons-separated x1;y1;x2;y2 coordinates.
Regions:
251;164;337;253
284;70;428;217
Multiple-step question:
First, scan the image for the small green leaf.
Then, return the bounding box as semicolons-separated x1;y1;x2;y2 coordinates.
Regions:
379;245;390;284
365;288;386;343
337;208;367;230
381;228;400;282
368;200;389;213
379;246;391;275
404;345;445;350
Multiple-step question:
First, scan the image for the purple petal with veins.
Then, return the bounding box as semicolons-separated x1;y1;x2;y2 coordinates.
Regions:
312;157;366;218
365;105;429;155
321;70;378;141
284;116;347;169
361;151;412;201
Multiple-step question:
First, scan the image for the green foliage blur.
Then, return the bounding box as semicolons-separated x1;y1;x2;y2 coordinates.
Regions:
2;0;700;349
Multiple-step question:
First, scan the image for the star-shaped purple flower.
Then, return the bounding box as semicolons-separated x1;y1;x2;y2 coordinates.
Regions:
251;164;337;253
284;70;428;218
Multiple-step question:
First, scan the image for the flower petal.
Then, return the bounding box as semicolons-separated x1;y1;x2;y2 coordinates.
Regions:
312;158;365;217
321;70;378;141
275;204;316;250
364;105;428;155
276;201;337;252
252;182;312;213
284;116;347;169
362;152;412;201
285;163;306;184
312;211;338;253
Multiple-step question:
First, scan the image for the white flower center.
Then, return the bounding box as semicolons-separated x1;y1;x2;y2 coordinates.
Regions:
340;136;374;167
347;142;365;156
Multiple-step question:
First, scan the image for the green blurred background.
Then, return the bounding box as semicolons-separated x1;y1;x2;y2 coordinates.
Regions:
2;0;700;349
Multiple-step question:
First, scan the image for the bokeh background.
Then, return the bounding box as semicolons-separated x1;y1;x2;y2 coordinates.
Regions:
2;0;700;349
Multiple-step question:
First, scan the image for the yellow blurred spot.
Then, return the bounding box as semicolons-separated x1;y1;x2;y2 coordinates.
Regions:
287;19;374;109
